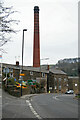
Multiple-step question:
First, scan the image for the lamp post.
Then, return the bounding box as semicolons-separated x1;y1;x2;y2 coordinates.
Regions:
21;29;27;96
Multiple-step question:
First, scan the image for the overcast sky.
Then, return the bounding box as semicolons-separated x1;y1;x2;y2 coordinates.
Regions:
0;0;78;66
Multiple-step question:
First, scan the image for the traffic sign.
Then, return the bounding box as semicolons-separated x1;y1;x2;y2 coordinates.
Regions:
20;73;25;76
3;67;9;73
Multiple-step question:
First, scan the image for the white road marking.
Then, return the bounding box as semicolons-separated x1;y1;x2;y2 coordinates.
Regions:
53;94;75;101
0;96;1;98
61;94;75;97
53;96;59;100
26;100;42;119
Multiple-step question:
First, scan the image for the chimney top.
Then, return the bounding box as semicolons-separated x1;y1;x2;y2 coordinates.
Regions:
16;61;19;66
47;65;49;70
34;6;39;13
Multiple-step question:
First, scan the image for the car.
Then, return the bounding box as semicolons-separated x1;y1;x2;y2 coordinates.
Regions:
65;90;74;94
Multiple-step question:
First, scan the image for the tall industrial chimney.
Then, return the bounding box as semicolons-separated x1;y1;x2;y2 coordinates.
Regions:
33;6;40;67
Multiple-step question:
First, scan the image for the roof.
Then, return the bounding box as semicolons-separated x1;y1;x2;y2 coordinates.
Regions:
68;76;79;79
1;63;67;75
49;69;67;75
1;63;49;73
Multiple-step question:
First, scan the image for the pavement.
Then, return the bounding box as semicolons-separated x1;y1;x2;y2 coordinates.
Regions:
2;89;37;119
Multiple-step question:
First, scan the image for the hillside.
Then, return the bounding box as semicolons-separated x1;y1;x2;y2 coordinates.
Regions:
49;58;80;76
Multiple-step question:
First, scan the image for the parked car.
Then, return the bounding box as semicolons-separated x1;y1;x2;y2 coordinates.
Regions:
65;90;74;94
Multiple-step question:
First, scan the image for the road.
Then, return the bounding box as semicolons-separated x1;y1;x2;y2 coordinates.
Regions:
30;93;78;119
1;90;79;119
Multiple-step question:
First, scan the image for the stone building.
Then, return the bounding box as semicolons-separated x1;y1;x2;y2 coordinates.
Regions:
47;69;68;93
2;63;48;93
2;63;68;93
68;76;79;94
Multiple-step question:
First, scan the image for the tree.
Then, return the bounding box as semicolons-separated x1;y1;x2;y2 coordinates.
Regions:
0;2;19;51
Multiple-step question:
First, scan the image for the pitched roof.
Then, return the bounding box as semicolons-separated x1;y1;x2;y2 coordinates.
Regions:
1;63;49;73
49;69;67;75
1;63;67;75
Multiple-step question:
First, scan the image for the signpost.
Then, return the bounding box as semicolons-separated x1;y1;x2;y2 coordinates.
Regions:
20;73;25;76
3;67;9;85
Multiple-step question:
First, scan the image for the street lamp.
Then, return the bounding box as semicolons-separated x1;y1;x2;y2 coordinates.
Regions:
21;29;27;96
22;29;27;71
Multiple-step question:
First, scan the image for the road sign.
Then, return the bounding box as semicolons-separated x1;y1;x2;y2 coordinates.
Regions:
20;73;25;76
3;68;9;73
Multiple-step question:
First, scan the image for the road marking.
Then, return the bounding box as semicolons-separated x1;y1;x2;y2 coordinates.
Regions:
61;94;75;97
53;96;59;100
53;94;75;101
0;96;2;98
26;100;42;119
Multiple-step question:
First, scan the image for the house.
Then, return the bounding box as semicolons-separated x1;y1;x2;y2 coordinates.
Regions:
47;69;68;93
1;62;68;93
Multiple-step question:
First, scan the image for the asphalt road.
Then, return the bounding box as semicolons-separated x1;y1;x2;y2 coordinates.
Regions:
1;90;79;119
30;93;78;119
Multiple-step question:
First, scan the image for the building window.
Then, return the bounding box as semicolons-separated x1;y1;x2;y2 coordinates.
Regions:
30;71;33;75
55;86;57;89
10;68;13;73
64;78;67;82
54;77;57;81
66;84;68;86
58;78;61;84
59;85;61;90
75;83;77;86
10;73;13;77
59;78;61;81
42;73;45;77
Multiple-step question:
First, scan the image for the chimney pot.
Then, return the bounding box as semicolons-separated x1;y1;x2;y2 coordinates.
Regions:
16;61;19;66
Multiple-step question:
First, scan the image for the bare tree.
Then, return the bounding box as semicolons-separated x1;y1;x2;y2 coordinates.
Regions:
0;2;20;50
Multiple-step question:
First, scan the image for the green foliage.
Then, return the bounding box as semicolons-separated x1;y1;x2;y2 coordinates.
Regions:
7;78;16;85
54;62;79;76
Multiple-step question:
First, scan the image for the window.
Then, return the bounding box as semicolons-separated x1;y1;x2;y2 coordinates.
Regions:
75;83;77;86
59;78;61;81
54;77;57;81
10;68;13;73
59;85;61;90
64;78;67;82
10;73;13;77
66;84;68;86
42;73;45;77
30;71;33;75
55;86;57;89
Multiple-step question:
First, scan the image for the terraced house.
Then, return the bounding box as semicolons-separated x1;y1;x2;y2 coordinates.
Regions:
2;62;69;93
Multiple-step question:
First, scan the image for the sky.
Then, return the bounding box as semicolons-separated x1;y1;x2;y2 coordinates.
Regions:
0;0;79;66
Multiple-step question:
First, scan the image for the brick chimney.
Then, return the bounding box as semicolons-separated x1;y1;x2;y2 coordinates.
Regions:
47;65;49;70
16;61;19;66
33;6;40;67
